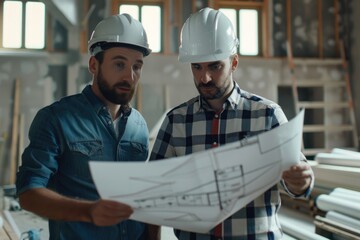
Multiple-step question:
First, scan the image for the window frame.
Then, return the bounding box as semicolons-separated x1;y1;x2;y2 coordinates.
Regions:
212;0;269;57
0;0;47;50
112;0;169;54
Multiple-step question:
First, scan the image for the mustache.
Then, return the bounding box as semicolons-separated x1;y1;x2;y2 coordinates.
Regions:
114;82;132;88
198;82;215;88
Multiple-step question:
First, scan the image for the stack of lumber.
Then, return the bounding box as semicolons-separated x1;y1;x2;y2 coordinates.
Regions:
309;148;360;193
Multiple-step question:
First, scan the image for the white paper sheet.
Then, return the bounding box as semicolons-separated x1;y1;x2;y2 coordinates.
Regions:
89;109;304;233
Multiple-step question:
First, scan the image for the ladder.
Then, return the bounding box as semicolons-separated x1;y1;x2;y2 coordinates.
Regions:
286;41;358;157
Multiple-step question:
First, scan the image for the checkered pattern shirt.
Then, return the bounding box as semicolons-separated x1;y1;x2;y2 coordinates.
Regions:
149;82;304;240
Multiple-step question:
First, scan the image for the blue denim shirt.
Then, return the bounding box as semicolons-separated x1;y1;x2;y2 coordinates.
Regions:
16;85;149;240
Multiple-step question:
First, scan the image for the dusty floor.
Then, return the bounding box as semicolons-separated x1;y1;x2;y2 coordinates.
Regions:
8;209;178;240
2;191;315;240
6;208;313;240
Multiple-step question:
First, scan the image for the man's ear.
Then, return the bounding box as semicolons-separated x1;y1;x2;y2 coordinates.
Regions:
231;54;239;71
88;56;98;74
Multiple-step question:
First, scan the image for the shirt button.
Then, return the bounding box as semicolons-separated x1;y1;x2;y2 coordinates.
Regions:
215;114;219;118
108;120;112;124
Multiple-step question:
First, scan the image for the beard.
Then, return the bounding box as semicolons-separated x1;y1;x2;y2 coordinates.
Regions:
96;68;136;105
196;69;233;100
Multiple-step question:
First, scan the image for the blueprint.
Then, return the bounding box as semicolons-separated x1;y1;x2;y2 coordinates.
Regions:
89;109;304;233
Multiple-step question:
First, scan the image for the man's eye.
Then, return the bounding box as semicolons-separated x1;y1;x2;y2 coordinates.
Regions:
211;64;221;70
133;65;142;71
191;65;200;70
115;62;125;69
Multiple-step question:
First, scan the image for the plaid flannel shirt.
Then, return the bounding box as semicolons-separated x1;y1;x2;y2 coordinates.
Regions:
150;82;309;240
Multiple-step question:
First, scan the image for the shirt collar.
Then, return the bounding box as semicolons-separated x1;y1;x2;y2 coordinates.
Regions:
82;85;132;116
196;81;241;112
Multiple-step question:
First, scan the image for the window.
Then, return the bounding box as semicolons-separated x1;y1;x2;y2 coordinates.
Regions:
215;0;268;57
219;8;259;56
119;3;162;53
2;0;45;49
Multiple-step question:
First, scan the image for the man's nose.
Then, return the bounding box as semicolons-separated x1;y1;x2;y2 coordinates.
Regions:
200;71;212;84
123;67;136;82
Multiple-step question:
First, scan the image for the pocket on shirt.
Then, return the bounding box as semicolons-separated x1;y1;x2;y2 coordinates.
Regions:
69;140;103;156
64;140;103;180
119;141;148;162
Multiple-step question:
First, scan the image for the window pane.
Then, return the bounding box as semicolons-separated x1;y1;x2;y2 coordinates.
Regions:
119;5;139;20
239;9;258;56
3;1;23;48
219;8;237;35
25;2;45;49
141;6;161;52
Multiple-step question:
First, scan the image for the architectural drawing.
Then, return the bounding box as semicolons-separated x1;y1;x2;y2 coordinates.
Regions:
89;109;304;233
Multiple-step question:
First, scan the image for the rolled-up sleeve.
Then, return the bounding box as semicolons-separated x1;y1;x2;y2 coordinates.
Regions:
16;108;61;195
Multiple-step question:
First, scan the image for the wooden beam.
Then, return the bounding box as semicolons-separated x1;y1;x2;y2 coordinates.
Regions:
163;0;170;54
286;0;292;55
334;0;340;56
80;0;90;53
262;0;269;58
9;79;20;185
318;0;323;58
46;12;54;52
216;1;263;8
136;83;142;113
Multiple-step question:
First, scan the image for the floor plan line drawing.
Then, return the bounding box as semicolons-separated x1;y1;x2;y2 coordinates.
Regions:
89;109;304;233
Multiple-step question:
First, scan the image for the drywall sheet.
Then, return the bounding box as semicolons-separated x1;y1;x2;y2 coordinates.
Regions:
89;109;304;233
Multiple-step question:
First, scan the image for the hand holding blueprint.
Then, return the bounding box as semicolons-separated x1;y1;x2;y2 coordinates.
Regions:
89;109;304;233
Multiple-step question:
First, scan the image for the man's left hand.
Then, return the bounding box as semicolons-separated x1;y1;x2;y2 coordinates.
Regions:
282;161;313;196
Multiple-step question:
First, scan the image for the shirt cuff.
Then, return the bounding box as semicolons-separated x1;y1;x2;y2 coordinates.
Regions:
281;173;314;199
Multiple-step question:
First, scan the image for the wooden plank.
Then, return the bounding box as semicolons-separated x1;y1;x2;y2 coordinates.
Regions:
214;1;263;8
280;80;345;87
136;83;142;113
295;80;345;87
17;114;25;168
340;40;359;148
286;0;292;54
262;0;269;58
292;58;342;65
318;0;323;58
9;78;20;185
80;0;90;54
0;213;17;240
314;215;360;238
334;0;340;56
303;148;331;156
0;137;6;185
298;101;348;109
0;224;10;240
303;124;354;132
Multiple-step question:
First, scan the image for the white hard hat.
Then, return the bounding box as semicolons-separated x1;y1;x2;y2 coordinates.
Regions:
179;8;239;63
88;14;151;56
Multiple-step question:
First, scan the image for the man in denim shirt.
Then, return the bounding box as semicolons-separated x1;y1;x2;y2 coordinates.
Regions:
16;14;159;240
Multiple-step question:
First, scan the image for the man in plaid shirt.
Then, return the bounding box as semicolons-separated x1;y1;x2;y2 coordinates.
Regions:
149;7;314;240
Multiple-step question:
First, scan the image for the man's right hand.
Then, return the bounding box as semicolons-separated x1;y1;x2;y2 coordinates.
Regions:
89;199;133;226
18;188;133;226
